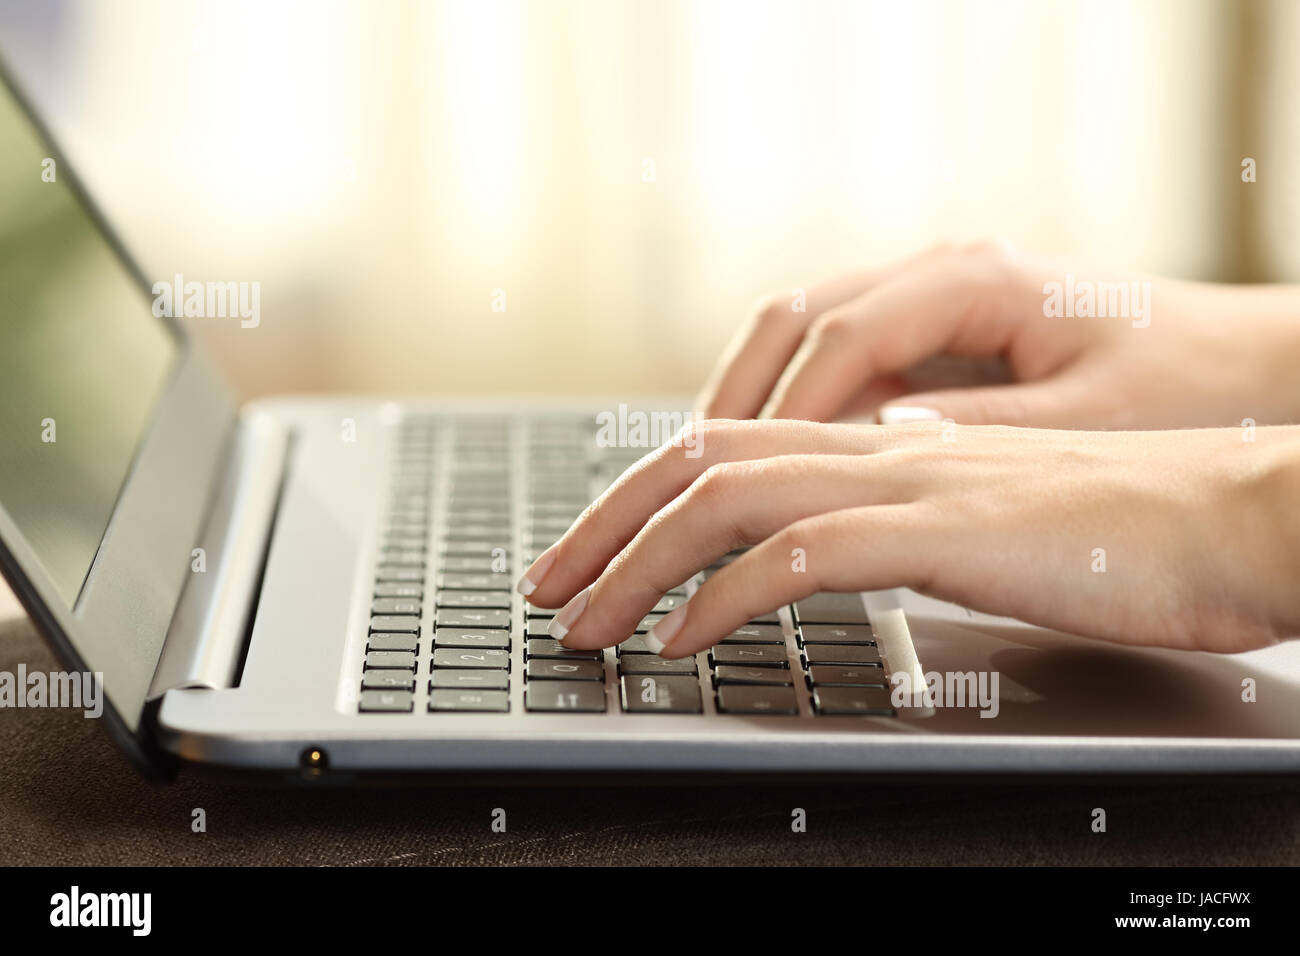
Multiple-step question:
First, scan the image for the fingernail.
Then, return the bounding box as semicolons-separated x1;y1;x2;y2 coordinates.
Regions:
879;405;943;425
517;545;558;597
547;585;591;643
644;603;688;655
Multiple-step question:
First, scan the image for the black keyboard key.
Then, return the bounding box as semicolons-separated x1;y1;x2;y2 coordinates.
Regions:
431;669;508;690
367;634;418;653
527;681;607;712
528;494;589;509
720;623;784;644
813;685;895;716
714;665;793;685
710;644;788;667
444;524;512;541
382;523;428;539
436;590;511;610
652;594;686;614
361;671;416;690
376;550;426;567
364;651;416;670
435;608;511;629
616;634;660;655
800;624;874;645
807;664;888;687
794;593;869;624
619;655;698;676
433;628;510;650
383;512;428;528
716;684;798;715
379;537;428;553
374;582;423;599
374;567;424;583
525;638;603;661
369;616;420;635
436;573;510;591
620;675;702;713
526;618;556;638
526;659;604;681
443;508;507;524
440;556;498;573
371;598;422;617
432;647;510;670
359;690;414;712
527;501;585;517
526;517;574;535
440;540;509;557
429;689;509;712
803;644;882;666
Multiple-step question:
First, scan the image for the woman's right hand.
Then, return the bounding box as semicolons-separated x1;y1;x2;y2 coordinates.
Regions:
696;241;1300;430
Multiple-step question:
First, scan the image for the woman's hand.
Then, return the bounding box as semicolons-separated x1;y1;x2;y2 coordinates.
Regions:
696;242;1300;429
518;419;1300;657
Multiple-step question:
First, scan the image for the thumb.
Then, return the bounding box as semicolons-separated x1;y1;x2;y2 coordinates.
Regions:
878;380;1085;428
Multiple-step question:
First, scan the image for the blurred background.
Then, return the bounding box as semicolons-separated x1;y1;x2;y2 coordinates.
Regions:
0;0;1296;401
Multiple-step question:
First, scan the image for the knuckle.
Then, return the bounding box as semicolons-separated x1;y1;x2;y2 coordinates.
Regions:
671;417;733;466
959;237;1013;264
751;292;793;329
807;309;857;345
690;460;744;503
958;238;1017;290
875;444;933;470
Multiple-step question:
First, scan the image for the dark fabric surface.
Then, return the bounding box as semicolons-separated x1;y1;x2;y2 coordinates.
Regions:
2;617;1298;866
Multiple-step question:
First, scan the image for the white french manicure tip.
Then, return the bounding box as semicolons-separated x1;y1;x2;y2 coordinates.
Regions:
644;603;688;656
879;405;944;425
547;586;591;644
517;545;559;599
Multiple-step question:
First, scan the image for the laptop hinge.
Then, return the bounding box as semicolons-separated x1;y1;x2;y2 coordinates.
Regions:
147;410;289;699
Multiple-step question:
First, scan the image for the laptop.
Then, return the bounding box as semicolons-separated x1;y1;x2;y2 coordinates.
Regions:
3;63;1298;783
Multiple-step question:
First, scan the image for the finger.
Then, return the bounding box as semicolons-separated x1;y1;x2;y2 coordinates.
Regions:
697;246;952;419
833;374;912;422
518;419;916;609
878;371;1106;428
647;504;938;659
555;455;912;650
762;244;1032;421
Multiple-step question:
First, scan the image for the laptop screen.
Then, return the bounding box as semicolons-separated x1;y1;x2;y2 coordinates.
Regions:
0;82;176;607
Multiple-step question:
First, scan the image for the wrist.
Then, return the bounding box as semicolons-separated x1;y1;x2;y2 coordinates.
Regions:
1239;430;1300;638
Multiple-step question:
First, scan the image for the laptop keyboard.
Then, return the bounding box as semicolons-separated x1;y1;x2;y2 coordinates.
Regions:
357;415;896;719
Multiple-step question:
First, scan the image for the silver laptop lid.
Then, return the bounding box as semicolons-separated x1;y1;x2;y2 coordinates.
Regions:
0;61;236;771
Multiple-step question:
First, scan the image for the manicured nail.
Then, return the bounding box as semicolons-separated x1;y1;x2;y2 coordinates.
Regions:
547;586;591;643
879;405;943;425
517;545;558;597
644;603;688;655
